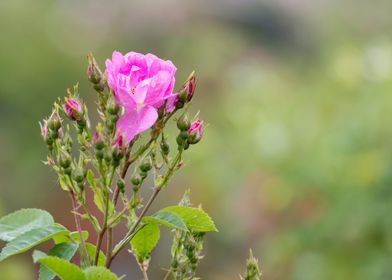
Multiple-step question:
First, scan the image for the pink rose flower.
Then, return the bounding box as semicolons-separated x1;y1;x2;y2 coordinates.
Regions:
188;119;203;144
105;51;177;143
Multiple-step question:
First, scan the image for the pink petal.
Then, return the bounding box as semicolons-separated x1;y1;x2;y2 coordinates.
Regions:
116;105;158;143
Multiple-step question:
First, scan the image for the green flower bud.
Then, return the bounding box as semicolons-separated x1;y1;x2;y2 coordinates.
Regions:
107;98;120;115
179;130;189;140
117;178;125;193
92;132;105;150
73;168;84;183
95;149;104;160
175;101;184;109
177;114;191;131
131;174;141;186
139;158;152;172
176;134;185;146
139;170;148;179
59;149;71;169
160;141;170;155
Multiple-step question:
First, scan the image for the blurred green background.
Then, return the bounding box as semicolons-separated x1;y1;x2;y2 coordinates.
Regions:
1;0;392;279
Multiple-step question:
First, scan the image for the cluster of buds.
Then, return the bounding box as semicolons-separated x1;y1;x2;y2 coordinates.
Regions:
176;114;204;150
105;97;120;132
169;194;205;278
40;109;62;151
131;157;152;194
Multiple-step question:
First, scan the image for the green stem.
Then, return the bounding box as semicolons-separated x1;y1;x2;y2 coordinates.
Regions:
69;190;90;266
106;148;183;268
94;167;115;265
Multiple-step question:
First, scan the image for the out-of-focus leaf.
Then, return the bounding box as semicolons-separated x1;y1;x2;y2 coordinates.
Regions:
33;251;85;280
84;266;118;280
39;242;78;280
0;225;69;261
0;209;54;241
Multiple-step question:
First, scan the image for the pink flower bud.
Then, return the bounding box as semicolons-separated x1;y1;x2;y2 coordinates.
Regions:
188;119;203;144
179;72;196;103
39;120;48;140
63;97;83;120
112;133;125;160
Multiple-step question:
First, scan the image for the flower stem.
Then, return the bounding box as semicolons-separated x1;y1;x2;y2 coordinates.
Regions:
69;190;90;266
106;148;183;268
106;186;161;267
94;167;115;265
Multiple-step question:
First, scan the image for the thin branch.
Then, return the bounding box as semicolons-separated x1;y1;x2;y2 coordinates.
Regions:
69;190;90;265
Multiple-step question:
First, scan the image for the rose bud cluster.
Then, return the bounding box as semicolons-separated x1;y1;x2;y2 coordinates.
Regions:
176;114;203;150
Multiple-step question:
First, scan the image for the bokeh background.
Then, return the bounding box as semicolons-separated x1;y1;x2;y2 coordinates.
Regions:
1;0;392;279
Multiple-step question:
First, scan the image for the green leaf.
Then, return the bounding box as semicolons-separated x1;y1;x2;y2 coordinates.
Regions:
39;242;79;280
159;206;218;232
84;266;118;280
54;231;89;244
143;211;188;231
0;225;69;261
33;251;85;280
85;243;106;267
0;209;54;241
131;223;160;261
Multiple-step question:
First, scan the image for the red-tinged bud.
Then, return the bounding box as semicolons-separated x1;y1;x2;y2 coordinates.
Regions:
87;52;103;84
48;109;62;131
63;97;83;121
188;119;203;144
111;133;125;161
39;120;49;141
92;131;105;150
179;71;196;103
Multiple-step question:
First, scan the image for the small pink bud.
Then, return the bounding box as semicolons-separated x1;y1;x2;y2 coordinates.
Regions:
63;97;83;120
179;72;197;103
39;120;48;140
112;133;125;160
188;119;203;144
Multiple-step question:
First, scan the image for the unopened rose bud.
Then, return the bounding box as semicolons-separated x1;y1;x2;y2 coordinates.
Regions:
139;170;148;179
177;114;191;131
139;158;152;172
73;167;84;183
107;97;120;115
117;178;125;193
176;134;185;146
87;52;103;85
48;109;62;132
59;149;72;169
131;174;141;186
187;119;203;144
179;71;196;103
160;139;170;155
39;120;53;147
111;133;125;161
92;131;105;150
63;97;83;121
